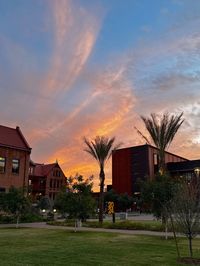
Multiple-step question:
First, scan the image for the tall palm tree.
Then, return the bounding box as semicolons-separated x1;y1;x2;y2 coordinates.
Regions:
84;136;119;223
140;112;184;175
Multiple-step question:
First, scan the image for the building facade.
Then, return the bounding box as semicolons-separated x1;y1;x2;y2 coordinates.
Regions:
29;161;66;201
0;125;31;192
112;144;187;195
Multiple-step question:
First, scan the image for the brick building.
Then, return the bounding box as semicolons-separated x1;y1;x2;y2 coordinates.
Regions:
112;144;187;195
29;161;66;201
0;125;31;192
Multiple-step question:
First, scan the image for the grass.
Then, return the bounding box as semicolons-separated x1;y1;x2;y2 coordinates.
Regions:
0;228;200;265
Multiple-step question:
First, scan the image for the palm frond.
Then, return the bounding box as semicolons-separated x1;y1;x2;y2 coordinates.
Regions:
134;126;150;144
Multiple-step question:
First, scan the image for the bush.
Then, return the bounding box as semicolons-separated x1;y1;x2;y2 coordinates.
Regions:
47;219;166;231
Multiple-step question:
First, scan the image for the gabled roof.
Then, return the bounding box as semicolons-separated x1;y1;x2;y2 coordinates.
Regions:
0;125;31;152
30;162;65;177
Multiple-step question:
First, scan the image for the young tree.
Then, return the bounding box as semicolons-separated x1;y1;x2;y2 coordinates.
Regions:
171;181;200;258
117;193;133;212
140;174;178;223
55;174;96;229
0;187;30;227
138;112;184;174
83;136;120;223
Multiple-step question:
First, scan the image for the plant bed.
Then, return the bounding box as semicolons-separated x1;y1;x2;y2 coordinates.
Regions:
177;257;200;265
48;220;166;231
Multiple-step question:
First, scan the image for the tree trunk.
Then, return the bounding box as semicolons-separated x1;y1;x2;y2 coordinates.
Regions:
159;151;166;175
169;213;180;258
16;215;20;229
189;235;193;258
99;167;105;224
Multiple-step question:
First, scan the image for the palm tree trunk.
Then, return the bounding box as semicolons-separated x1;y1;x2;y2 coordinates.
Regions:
159;151;166;175
99;167;105;224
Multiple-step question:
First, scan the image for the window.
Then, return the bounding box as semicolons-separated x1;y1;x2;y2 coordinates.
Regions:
53;169;61;177
12;159;20;174
153;153;158;165
0;157;6;173
50;179;53;188
29;167;34;175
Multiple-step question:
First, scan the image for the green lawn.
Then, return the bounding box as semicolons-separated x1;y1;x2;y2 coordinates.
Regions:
0;228;200;265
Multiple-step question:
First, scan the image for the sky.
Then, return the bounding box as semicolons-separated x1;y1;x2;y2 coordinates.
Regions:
1;0;200;190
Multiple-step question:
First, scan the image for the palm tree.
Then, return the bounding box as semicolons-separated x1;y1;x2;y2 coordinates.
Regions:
140;112;184;175
84;136;120;223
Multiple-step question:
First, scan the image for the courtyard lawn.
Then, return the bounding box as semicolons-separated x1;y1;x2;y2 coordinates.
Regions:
0;228;200;265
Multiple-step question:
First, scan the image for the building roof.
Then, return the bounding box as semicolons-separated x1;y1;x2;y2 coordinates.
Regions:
114;143;188;161
167;160;200;172
30;162;64;177
0;125;31;151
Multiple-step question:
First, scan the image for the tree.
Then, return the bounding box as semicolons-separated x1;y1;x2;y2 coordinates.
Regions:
55;174;96;228
140;174;178;223
83;136;120;223
0;187;30;227
117;193;133;212
171;181;200;258
138;112;184;174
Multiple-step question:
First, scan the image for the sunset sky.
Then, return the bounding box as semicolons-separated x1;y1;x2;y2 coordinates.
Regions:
1;0;200;190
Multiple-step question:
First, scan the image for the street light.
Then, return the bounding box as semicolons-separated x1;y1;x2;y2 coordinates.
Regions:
194;167;200;178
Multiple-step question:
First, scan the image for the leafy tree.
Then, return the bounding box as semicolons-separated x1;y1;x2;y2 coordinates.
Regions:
138;112;184;174
84;136;120;223
104;189;118;203
171;181;200;258
117;193;133;212
140;174;178;223
38;196;52;211
0;187;30;227
55;175;96;227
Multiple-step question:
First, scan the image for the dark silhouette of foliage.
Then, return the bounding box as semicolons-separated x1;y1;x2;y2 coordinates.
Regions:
140;174;179;223
55;174;96;222
171;181;200;258
138;112;184;174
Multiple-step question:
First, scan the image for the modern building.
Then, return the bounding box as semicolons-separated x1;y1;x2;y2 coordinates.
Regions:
167;159;200;181
0;125;31;192
28;161;66;201
112;144;188;195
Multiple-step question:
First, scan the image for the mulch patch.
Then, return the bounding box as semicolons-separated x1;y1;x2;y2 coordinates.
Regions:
177;257;200;265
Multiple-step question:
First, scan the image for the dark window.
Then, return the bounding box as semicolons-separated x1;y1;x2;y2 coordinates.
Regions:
12;159;20;174
0;157;6;173
50;179;53;188
29;167;34;175
0;187;5;192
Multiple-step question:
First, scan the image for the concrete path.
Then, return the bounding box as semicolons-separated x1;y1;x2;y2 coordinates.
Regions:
0;222;178;237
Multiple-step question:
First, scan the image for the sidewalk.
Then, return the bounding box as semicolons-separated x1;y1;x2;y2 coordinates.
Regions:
0;222;177;237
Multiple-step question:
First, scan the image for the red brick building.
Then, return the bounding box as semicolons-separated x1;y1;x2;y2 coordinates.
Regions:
112;144;187;195
0;125;31;192
29;161;66;201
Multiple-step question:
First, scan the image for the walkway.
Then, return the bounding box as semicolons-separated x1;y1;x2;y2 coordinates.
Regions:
0;222;177;237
